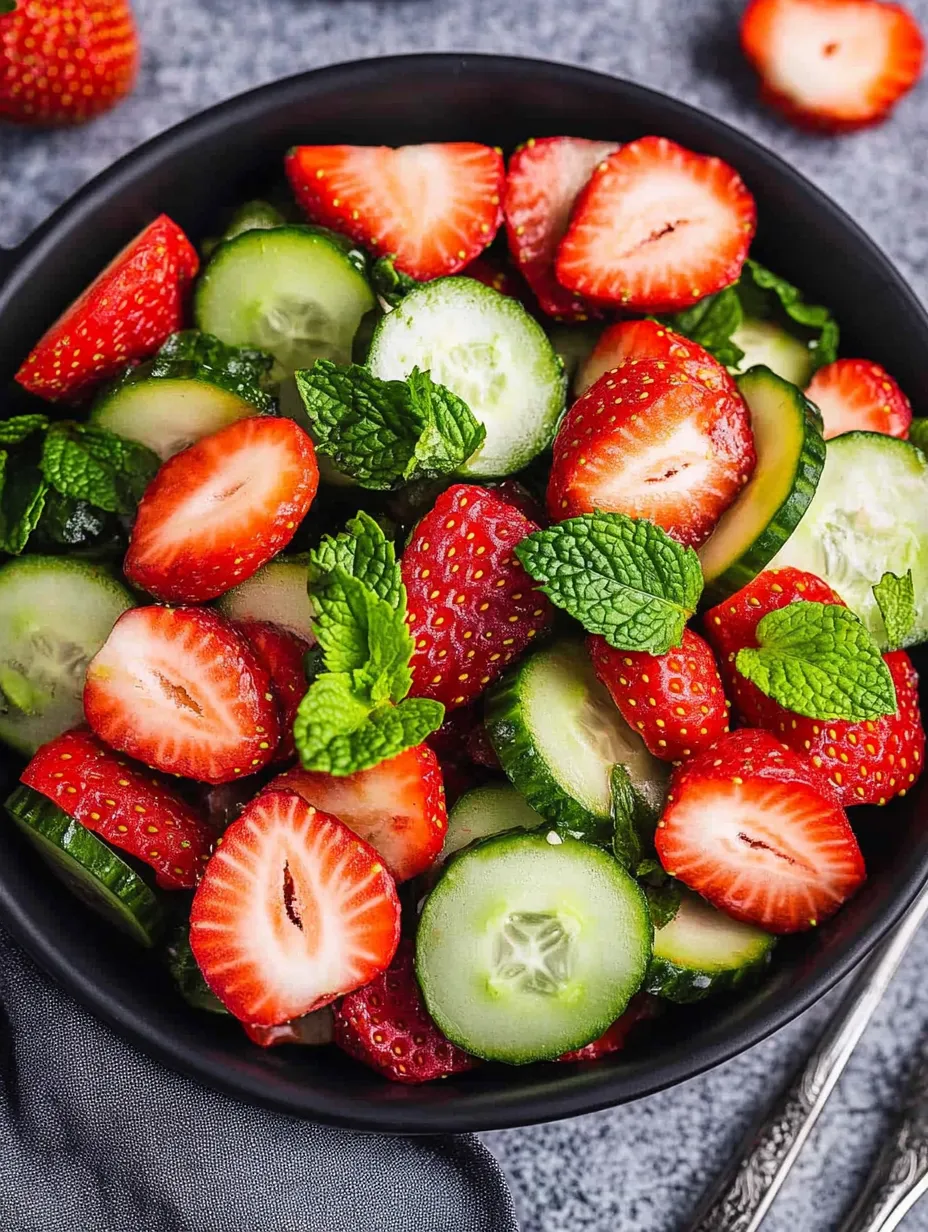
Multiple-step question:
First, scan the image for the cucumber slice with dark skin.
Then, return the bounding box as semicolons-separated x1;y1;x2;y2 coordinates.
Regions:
730;318;815;388
0;555;135;755
214;553;314;642
698;365;826;601
485;640;669;840
5;785;164;947
645;889;775;1003
441;782;545;861
194;226;375;380
772;430;928;648
417;829;652;1063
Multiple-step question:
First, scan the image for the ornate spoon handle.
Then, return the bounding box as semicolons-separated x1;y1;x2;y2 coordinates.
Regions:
685;878;928;1232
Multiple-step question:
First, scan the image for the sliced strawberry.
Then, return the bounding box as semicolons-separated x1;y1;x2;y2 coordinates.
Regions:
21;727;212;889
190;791;400;1026
557;993;661;1062
806;358;913;440
588;628;729;763
124;416;319;603
285;143;504;280
333;939;477;1084
503;136;620;320
265;743;447;882
232;620;310;763
83;605;280;784
547;357;756;548
740;0;924;132
242;1007;334;1048
555;137;756;312
15;215;198;402
576;319;735;398
402;484;553;709
460;254;534;305
656;729;865;933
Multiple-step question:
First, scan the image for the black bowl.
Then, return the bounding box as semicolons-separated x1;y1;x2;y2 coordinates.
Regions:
1;53;926;1133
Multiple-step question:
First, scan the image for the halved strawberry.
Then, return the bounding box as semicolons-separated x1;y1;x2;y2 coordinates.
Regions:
557;993;661;1062
232;620;310;764
575;319;735;397
190;790;401;1026
15;215;198;402
402;484;553;709
740;0;924;132
656;729;866;933
21;727;213;889
84;605;280;784
265;742;447;882
285;143;504;280
588;628;729;762
503;136;619;320
555;137;756;312
547;357;756;547
124;416;319;603
806;358;913;440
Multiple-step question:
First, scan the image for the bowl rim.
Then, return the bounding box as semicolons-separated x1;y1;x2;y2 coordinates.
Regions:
1;50;927;1132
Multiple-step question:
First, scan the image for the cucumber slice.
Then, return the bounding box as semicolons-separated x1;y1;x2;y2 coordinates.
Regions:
5;785;163;946
699;366;826;601
772;431;928;648
645;890;775;1003
194;226;375;380
486;640;669;839
0;555;134;755
731;318;815;387
441;783;545;861
417;830;652;1063
367;277;566;477
215;553;314;641
166;925;228;1013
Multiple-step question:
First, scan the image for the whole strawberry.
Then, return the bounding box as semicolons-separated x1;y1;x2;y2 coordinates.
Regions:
333;940;478;1084
1;0;139;125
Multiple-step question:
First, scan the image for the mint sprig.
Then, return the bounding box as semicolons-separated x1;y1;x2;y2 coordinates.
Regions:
295;360;485;489
515;513;703;654
308;511;402;608
873;570;916;652
736;601;897;721
40;422;159;516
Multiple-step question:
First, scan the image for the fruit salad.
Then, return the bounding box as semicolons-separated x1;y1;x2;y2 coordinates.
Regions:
1;133;925;1082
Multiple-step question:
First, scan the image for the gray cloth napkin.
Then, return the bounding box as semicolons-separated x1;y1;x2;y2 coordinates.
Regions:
0;927;518;1232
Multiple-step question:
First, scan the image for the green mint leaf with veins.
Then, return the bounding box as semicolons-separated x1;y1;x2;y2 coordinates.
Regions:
407;368;486;479
516;513;703;654
0;414;49;446
0;453;48;555
736;600;897;721
40;422;159;515
309;511;402;609
873;570;916;651
610;763;658;872
738;260;839;371
658;286;745;369
644;879;682;930
147;330;275;411
910;420;928;454
371;255;420;307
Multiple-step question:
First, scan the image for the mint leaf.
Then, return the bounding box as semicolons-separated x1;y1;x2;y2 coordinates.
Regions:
658;287;744;368
644;879;682;930
736;601;897;721
295;360;483;488
516;513;703;654
36;491;113;548
147;330;275;411
371;255;420;307
355;597;414;706
910;420;928;454
873;570;916;651
41;422;159;515
739;261;838;370
309;511;402;609
310;568;378;675
0;453;47;555
610;763;657;871
0;414;48;445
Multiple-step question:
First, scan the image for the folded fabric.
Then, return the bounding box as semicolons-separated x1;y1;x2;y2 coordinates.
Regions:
0;927;518;1232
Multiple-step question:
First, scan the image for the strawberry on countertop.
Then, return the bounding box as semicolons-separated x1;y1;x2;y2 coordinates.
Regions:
190;790;401;1026
232;620;311;764
547;357;756;548
503;135;619;320
0;0;139;125
402;484;553;710
740;0;924;132
285;142;504;281
555;137;756;312
806;358;913;440
15;215;198;402
656;729;866;933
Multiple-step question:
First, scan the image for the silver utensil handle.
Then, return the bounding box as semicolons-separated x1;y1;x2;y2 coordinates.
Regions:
685;878;928;1232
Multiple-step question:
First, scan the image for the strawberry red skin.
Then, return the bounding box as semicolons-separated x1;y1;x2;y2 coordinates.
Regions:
460;255;534;307
588;629;729;763
15;215;197;402
124;416;319;603
21;727;213;889
403;484;553;709
548;357;756;548
285;143;504;281
557;993;661;1062
806;358;913;440
576;319;737;398
333;940;477;1084
0;0;139;125
503;136;620;320
232;620;310;764
656;729;866;933
265;742;447;883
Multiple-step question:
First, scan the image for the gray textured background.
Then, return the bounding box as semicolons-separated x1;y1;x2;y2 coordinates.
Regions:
3;1;928;1229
